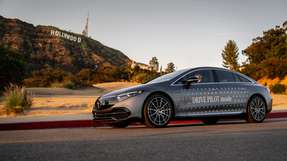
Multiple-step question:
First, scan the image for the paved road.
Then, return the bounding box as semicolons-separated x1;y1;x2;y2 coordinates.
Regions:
1;119;287;161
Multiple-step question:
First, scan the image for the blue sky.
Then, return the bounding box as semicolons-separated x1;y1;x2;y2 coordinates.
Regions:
1;0;286;69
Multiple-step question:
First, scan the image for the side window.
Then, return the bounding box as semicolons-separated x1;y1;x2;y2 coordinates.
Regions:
234;73;251;82
214;70;235;82
177;70;214;84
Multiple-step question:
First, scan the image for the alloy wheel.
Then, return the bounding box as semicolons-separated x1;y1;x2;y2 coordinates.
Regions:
146;95;172;127
246;96;266;123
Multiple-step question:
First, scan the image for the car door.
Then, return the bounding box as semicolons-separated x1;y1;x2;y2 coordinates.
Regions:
212;69;247;114
171;69;217;117
232;72;253;112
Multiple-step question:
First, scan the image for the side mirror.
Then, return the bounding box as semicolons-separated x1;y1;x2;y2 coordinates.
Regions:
183;76;200;85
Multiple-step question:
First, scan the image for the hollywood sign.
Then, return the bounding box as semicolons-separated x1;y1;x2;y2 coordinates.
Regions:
50;30;81;43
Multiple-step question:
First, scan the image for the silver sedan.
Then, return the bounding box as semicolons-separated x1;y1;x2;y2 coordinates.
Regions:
92;67;272;128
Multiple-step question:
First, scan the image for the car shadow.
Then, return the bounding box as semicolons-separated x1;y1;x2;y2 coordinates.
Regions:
95;118;282;129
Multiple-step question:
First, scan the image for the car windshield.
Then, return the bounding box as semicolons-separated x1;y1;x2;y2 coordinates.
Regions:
147;69;189;84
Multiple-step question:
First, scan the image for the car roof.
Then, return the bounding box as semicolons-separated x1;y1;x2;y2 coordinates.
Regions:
187;66;230;71
178;66;256;83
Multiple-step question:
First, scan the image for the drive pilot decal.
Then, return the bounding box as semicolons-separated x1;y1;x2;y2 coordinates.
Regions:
176;87;249;113
191;96;232;104
179;87;248;103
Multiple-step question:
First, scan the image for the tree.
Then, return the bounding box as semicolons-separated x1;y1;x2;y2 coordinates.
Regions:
243;25;287;79
0;46;26;91
165;62;175;73
149;57;159;72
159;65;164;75
221;40;240;71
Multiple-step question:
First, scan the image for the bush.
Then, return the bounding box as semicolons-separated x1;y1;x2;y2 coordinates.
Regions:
131;71;159;83
50;82;64;88
63;80;77;89
23;67;69;87
23;67;92;89
270;83;286;94
4;85;32;114
0;46;26;90
62;76;90;89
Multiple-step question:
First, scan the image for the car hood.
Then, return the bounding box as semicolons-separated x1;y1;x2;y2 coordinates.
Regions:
101;84;148;98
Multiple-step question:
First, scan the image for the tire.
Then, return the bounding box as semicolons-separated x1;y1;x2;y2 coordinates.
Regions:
111;121;129;128
246;95;267;123
143;94;173;128
202;118;218;125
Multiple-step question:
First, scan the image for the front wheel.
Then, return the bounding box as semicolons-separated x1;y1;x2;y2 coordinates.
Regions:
143;94;173;128
246;96;266;123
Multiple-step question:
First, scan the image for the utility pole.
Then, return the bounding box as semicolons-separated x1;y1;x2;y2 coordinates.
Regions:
82;13;89;37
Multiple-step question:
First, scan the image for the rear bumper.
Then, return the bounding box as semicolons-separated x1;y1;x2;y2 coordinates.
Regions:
267;98;272;113
265;92;272;113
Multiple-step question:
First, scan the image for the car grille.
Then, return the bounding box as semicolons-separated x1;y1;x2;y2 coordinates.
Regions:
93;108;131;121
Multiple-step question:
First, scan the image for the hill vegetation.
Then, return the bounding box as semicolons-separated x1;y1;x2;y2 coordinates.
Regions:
0;15;131;90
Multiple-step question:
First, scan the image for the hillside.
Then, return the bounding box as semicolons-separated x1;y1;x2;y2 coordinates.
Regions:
0;15;131;82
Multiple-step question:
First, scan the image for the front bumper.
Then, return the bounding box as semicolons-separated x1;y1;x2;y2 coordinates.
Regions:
92;107;131;122
92;93;148;122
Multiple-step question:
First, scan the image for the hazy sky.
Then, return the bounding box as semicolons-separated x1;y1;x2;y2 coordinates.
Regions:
1;0;286;69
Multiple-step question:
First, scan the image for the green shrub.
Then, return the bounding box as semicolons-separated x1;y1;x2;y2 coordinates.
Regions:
62;77;90;89
270;83;286;94
4;85;32;114
130;72;160;83
23;67;69;87
23;67;92;89
63;80;77;89
50;82;64;88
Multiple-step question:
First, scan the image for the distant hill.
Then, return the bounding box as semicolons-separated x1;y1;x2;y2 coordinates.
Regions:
0;15;131;75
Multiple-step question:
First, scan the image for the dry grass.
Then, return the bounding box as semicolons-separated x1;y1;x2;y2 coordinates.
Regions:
271;94;287;110
22;96;97;116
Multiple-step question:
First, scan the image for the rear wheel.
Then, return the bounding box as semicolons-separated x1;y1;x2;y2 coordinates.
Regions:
144;94;173;128
246;96;266;123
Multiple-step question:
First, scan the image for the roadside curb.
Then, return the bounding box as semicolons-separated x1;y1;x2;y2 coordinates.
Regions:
1;111;287;131
0;120;98;131
267;111;287;119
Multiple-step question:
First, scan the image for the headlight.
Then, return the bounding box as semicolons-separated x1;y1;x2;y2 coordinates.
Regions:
116;90;144;102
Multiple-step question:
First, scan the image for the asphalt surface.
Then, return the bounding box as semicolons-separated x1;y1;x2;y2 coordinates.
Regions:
1;118;287;161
